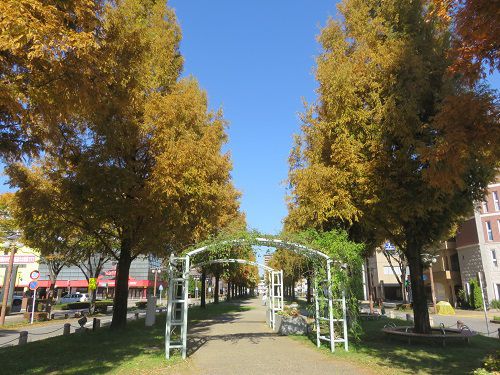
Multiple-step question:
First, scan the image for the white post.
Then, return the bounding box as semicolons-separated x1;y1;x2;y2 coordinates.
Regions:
165;255;175;359
314;273;321;348
280;270;284;311
342;290;348;351
478;272;490;336
326;260;335;353
361;262;368;301
271;271;275;330
181;256;190;359
30;289;36;324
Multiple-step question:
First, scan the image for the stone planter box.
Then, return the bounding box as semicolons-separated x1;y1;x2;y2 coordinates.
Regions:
275;314;309;335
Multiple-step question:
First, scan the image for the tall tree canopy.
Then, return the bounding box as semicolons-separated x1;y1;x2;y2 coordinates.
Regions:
287;0;499;333
7;0;242;328
433;0;499;80
0;0;103;157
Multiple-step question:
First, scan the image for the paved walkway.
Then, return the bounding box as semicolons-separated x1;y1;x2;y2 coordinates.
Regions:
185;298;371;375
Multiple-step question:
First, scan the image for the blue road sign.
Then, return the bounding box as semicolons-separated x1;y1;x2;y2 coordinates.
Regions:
28;280;38;290
384;241;396;251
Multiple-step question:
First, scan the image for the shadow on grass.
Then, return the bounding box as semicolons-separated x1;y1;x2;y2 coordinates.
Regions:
297;318;499;375
0;300;253;375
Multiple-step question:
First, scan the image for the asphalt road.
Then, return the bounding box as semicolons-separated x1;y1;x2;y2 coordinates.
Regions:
0;311;146;347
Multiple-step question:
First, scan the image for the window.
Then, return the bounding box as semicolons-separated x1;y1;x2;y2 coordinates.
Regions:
492;250;498;267
482;201;489;213
450;254;460;272
486;221;494;241
494;192;500;211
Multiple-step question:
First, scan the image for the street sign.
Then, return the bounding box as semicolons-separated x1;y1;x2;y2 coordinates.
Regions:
158;284;164;291
88;278;97;290
30;270;40;280
384;241;396;251
28;280;38;290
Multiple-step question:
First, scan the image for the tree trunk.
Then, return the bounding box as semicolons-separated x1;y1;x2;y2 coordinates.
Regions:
201;271;207;309
291;280;296;300
227;281;231;301
214;273;220;304
110;239;132;330
406;234;431;334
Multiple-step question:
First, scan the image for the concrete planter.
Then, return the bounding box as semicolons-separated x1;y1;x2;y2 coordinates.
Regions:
275;314;309;335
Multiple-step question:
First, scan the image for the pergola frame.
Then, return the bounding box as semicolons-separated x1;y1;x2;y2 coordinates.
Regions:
164;237;348;360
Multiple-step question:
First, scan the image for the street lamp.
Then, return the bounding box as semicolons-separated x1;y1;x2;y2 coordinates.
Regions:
0;231;22;326
152;269;162;297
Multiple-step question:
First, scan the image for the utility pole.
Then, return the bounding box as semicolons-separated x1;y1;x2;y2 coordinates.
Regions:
0;243;16;326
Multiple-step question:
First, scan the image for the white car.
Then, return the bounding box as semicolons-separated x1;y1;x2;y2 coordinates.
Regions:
60;293;89;304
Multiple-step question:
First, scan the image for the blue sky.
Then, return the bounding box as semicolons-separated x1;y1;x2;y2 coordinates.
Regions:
169;1;341;235
1;1;499;240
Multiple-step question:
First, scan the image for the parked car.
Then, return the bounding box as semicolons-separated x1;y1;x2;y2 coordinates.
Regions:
59;293;89;304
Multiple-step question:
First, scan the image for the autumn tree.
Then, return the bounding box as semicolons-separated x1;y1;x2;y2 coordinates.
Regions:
287;0;499;333
268;248;308;300
0;0;103;158
433;0;499;80
7;0;241;329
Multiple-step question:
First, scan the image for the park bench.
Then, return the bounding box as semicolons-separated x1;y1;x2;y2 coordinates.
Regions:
382;323;477;347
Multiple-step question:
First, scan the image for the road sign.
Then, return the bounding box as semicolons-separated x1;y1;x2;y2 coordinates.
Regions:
384;241;396;251
30;270;40;280
88;278;97;290
158;284;164;291
28;280;38;290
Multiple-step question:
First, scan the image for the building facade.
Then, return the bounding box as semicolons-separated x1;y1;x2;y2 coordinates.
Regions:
456;180;500;303
366;240;462;305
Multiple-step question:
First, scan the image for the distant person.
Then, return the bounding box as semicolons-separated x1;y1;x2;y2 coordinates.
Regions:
262;293;267;306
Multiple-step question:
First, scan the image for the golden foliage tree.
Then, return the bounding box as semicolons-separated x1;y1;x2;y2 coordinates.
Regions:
287;0;499;333
7;0;241;329
433;0;499;80
0;0;103;157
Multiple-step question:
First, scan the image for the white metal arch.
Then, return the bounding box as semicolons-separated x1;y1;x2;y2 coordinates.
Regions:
165;237;348;360
186;237;331;260
191;258;275;273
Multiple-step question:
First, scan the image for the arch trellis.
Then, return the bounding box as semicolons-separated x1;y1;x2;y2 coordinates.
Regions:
164;238;348;360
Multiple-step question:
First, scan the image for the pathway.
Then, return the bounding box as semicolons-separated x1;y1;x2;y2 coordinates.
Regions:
185;298;372;375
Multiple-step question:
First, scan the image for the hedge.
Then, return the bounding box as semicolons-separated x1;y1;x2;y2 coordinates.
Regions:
61;302;90;310
94;300;113;313
135;301;147;309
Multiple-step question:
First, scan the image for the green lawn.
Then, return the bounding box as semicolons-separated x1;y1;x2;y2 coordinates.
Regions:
291;318;499;375
0;300;252;374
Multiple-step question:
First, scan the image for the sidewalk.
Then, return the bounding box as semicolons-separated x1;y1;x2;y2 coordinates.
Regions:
186;298;373;375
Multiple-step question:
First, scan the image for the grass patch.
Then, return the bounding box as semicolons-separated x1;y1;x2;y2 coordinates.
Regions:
0;300;251;374
290;318;499;375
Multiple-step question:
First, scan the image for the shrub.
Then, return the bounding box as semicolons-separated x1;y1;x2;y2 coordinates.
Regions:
135;301;147;309
61;302;90;310
23;312;48;321
469;279;483;310
457;288;470;308
94;300;113;313
474;353;500;374
493;316;500;321
490;299;500;309
395;303;412;311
